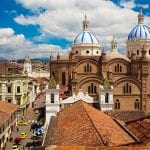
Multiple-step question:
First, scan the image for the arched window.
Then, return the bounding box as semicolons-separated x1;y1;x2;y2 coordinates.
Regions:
114;63;122;72
88;83;97;94
105;93;109;103
137;50;139;55
115;99;120;109
149;50;150;55
123;83;131;94
76;51;78;54
62;72;66;86
84;63;92;73
135;99;140;109
52;72;55;78
51;93;54;103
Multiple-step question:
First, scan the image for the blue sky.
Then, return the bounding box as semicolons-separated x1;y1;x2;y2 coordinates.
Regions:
0;0;149;59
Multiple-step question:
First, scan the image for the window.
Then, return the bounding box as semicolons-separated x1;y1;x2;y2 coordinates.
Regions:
76;51;78;54
88;83;97;94
115;99;120;109
52;72;55;78
105;93;109;103
17;86;20;93
96;51;99;54
62;72;66;86
7;99;12;103
123;83;131;94
51;93;54;103
135;99;140;109
86;50;89;54
137;50;139;55
7;86;11;93
149;50;150;55
84;63;92;72
114;63;122;72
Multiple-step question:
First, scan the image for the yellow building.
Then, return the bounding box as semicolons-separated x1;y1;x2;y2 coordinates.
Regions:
0;74;29;117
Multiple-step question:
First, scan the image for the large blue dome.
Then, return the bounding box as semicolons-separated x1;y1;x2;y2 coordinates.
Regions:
74;31;99;45
128;24;150;40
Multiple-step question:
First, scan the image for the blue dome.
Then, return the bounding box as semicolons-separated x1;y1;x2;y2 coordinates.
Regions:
128;24;150;40
74;31;99;45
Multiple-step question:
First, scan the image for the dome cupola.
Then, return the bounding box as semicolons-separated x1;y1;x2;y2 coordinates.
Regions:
127;8;150;59
106;37;130;62
73;15;100;45
72;15;101;56
128;8;150;40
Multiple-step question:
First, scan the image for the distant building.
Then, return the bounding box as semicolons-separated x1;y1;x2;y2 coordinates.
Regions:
0;101;19;149
23;57;50;78
50;10;150;115
0;61;22;75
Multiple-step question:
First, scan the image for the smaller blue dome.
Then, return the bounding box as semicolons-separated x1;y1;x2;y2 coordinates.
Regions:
74;31;99;45
128;24;150;40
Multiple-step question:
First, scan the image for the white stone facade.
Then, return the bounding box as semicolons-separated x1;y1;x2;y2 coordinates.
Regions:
45;85;60;124
99;85;113;111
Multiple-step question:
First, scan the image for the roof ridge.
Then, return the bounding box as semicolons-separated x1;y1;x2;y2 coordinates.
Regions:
81;101;106;146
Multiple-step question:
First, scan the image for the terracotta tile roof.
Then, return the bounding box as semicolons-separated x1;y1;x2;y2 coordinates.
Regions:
105;110;145;122
45;145;150;150
0;100;19;114
126;116;150;144
0;111;10;125
44;101;136;147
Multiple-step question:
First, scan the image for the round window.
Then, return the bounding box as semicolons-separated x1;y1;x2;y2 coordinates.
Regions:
86;50;89;54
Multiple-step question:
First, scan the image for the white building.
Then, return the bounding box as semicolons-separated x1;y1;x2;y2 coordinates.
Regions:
99;83;113;111
45;84;60;124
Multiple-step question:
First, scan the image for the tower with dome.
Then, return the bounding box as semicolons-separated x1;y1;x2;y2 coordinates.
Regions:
49;10;150;115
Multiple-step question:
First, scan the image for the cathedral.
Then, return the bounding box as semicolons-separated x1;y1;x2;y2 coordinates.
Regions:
49;9;150;114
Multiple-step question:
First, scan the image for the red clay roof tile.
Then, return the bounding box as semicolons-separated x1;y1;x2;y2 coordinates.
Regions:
45;101;136;147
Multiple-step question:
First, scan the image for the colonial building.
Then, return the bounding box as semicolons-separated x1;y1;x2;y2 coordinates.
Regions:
49;10;150;114
0;74;29;117
0;101;19;149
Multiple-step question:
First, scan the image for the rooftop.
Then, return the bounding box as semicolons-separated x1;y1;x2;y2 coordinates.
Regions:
0;111;10;125
44;101;136;147
0;100;19;115
126;116;150;145
105;110;145;122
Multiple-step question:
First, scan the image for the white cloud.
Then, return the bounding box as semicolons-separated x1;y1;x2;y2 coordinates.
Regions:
120;0;136;9
137;4;149;9
0;28;63;59
12;0;150;55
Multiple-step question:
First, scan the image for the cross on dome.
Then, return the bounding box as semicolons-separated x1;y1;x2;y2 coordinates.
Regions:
83;14;89;31
138;7;144;24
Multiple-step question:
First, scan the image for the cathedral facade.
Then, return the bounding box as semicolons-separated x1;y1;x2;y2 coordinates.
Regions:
50;10;150;114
